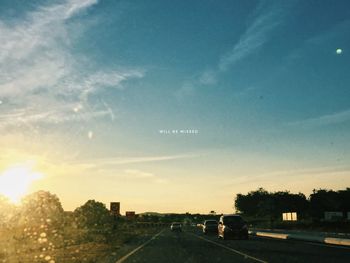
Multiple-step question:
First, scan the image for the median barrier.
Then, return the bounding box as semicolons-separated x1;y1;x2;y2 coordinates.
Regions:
324;237;350;246
249;229;350;247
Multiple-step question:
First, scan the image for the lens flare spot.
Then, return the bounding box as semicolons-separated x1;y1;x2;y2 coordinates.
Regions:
0;163;43;203
88;131;94;139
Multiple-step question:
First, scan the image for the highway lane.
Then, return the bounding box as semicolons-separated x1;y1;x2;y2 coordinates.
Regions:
115;227;350;263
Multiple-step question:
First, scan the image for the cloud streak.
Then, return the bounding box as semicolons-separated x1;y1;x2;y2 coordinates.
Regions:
123;169;167;184
219;1;287;71
178;1;294;97
71;153;200;169
124;169;155;178
231;165;350;188
0;0;144;130
288;109;350;127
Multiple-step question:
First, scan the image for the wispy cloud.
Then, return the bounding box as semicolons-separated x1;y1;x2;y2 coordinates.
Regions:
219;1;287;71
305;19;350;46
124;169;155;178
124;169;167;184
231;165;350;188
96;169;168;184
72;153;200;169
287;109;350;127
286;18;350;62
0;0;144;130
178;1;293;97
0;106;112;128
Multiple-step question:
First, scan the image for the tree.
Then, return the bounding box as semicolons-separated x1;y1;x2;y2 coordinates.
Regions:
337;188;350;214
18;190;64;227
74;200;114;240
235;188;309;219
309;189;340;219
13;191;65;259
0;195;16;228
235;188;270;216
271;191;309;218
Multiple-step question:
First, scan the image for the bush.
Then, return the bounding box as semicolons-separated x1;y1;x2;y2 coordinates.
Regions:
74;200;114;242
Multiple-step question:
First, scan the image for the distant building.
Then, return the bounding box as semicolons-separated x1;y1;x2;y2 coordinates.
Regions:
126;211;136;219
110;202;120;216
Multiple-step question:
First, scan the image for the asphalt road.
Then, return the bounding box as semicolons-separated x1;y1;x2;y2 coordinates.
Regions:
115;227;350;263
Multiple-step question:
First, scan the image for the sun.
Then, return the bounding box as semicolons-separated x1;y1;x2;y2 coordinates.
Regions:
0;163;43;204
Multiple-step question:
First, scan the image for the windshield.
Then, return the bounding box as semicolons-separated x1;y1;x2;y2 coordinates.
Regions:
0;1;350;262
205;220;218;225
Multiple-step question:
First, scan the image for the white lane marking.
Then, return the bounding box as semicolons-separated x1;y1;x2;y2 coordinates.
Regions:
191;233;268;263
115;229;165;263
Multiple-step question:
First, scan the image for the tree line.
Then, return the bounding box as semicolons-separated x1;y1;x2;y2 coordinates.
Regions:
234;187;350;220
0;191;134;262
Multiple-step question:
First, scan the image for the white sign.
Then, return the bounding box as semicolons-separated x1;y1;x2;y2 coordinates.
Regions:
324;212;343;221
282;212;297;221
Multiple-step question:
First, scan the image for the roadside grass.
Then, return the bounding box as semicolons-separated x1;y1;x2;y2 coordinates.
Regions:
0;223;162;262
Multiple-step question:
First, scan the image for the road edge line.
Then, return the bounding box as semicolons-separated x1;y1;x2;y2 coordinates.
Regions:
115;229;165;263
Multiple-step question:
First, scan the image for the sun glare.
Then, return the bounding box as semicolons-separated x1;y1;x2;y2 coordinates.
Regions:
0;164;43;203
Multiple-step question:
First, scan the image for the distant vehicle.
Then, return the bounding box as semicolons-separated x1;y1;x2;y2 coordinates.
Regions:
218;215;248;240
202;220;218;234
170;222;182;232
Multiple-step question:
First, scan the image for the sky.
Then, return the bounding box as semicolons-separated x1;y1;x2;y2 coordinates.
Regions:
0;0;349;214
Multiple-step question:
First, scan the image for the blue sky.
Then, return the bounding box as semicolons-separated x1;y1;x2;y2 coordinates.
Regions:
0;0;349;213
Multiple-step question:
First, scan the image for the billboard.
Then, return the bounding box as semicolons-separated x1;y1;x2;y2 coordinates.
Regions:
282;212;297;221
110;202;120;216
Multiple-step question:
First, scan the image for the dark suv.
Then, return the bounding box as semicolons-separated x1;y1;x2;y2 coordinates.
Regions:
170;222;182;232
202;220;218;234
218;215;248;240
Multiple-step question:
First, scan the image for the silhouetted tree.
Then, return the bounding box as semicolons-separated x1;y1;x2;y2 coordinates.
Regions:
0;195;15;228
310;189;342;219
18;190;64;227
338;188;350;214
74;200;114;241
235;188;309;219
235;188;270;216
271;191;309;218
13;191;65;261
